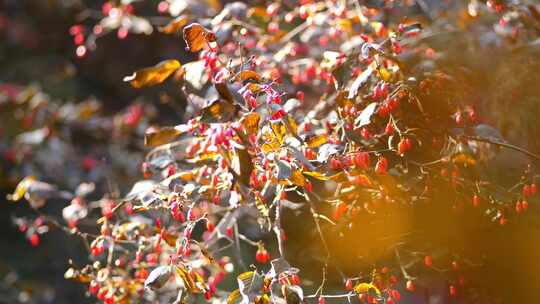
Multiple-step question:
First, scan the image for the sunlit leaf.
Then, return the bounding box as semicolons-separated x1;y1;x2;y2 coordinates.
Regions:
227;289;242;304
236;70;261;83
144;127;183;147
200;99;236;123
306;134;328;148
123;60;181;88
354;102;377;127
241;112;261;135
145;266;172;290
289;170;306;186
354;282;381;295
183;23;217;52
348;65;374;99
176;266;205;293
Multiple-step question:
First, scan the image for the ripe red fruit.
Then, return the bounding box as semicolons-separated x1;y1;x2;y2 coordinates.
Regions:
406;280;415;292
226;226;234;238
472;194;480;207
449;285;457;297
523;184;531;197
255;248;270;263
206;221;215;232
345;278;353;290
318;296;326;304
515;201;523;214
424;255;433;267
89;280;99;294
452;261;459;271
296;91;305;101
360;128;371;140
531;183;537;195
305;181;313;192
398;138;412;155
385;120;394;135
30;233;40;247
333;201;348;220
375;157;388;175
522;200;529;211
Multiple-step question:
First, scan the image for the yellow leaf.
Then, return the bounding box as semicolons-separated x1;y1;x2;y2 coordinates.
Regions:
303;171;330;181
306;134;328;148
378;67;392;82
236;70;261;83
183;23;217;52
7;176;36;202
227;289;242;304
200;99;236;123
144;127;183;147
124;60;181;88
289;170;306;186
176;266;204;294
270;121;287;144
159;16;188;34
354;282;381;295
241;112;260;136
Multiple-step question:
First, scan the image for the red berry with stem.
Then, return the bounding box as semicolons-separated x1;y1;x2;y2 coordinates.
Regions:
375;157;388;175
318;296;326;304
385;120;394;135
424;255;433;267
89;280;99;294
255;246;270;263
472;194;480;207
345;278;353;290
449;285;457;297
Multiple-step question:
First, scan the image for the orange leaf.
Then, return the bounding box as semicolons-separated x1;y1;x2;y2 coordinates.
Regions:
183;23;217;52
123;60;181;88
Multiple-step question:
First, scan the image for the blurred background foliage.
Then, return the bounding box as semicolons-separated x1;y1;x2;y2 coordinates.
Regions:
1;0;540;303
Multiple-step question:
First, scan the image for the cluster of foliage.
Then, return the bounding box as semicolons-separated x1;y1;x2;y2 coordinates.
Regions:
3;0;540;303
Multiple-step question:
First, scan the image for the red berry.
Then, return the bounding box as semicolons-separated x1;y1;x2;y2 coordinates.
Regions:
333;201;348;220
375;157;388;175
255;248;270;263
455;112;463;125
515;201;523;214
406;280;415;292
523;184;531;197
318;296;326;304
531;183;537;195
206;221;215;232
296;91;305;101
345;278;353;290
449;285;457;297
522;200;529;211
89;280;99;294
226;226;234;238
452;261;459;271
472;194;480;207
30;233;40;247
424;255;433;267
385;121;394;135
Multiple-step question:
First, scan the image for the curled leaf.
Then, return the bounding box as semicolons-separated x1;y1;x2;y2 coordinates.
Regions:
348;65;374;99
183;23;217;52
124;60;181;88
145;266;172;290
